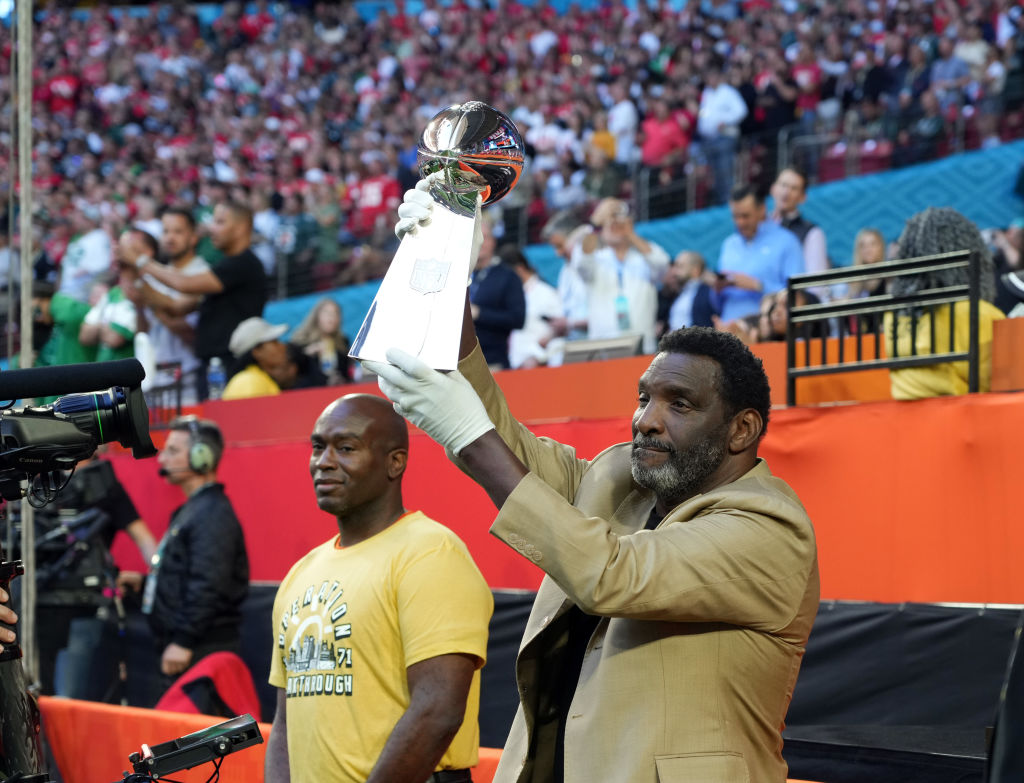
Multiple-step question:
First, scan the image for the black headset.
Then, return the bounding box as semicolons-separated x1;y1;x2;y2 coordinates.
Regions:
184;416;218;474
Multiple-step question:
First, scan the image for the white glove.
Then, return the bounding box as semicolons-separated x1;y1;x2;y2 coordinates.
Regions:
395;177;434;240
395;176;485;284
364;348;494;455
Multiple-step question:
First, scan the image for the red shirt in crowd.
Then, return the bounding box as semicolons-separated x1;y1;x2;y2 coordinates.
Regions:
641;111;692;167
44;73;80;116
346;173;401;239
240;9;274;41
791;61;823;113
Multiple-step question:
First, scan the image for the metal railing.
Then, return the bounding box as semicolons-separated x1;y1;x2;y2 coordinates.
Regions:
145;361;183;429
634;163;694;222
785;249;981;406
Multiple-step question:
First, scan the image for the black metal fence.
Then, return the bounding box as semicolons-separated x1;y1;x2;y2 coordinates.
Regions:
785;249;981;406
144;361;183;430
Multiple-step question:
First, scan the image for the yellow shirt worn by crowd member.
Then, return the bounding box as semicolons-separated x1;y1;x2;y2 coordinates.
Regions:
884;299;1005;400
222;364;280;400
268;510;493;783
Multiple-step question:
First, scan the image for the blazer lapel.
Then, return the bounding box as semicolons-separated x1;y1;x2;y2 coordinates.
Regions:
609;487;656;534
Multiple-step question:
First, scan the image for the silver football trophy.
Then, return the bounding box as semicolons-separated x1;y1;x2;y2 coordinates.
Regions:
349;102;524;370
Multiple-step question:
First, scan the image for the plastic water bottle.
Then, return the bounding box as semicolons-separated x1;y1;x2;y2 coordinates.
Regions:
207;357;226;400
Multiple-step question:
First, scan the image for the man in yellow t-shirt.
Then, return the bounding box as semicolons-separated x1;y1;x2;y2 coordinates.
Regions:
265;394;492;783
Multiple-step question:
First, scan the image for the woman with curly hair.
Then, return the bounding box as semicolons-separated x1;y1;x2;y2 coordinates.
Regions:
884;207;1005;400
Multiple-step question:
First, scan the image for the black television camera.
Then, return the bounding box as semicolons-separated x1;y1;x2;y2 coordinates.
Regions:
3;459;133;603
1;359;157;783
0;385;155;506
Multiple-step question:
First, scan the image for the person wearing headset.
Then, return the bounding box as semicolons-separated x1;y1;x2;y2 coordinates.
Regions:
121;416;250;687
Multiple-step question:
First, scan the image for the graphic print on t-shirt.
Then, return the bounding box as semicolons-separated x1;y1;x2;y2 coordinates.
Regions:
278;579;354;698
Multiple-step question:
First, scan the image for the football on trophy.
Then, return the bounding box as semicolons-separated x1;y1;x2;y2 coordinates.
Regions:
417;102;525;217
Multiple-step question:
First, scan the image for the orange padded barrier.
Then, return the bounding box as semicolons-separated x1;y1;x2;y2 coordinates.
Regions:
108;324;1024;604
476;746;501;782
787;334;893;404
38;696;272;783
189;338;889;444
991;316;1024;392
37;696;816;783
39;697;500;783
111;388;1024;605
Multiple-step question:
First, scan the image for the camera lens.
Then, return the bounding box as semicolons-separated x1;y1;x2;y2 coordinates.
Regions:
51;388;156;458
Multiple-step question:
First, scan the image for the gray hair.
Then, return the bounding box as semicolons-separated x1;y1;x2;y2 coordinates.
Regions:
540;209;584;241
890;207;995;303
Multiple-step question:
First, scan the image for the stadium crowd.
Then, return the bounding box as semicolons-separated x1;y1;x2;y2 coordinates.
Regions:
0;0;1023;390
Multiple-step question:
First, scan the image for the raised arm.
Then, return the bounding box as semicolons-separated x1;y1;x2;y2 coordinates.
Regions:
135;261;224;296
139;280;201;317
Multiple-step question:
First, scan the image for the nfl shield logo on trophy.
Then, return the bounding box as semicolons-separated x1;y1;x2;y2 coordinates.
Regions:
409;257;451;294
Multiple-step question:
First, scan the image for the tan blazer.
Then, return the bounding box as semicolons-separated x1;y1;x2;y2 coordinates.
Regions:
457;345;820;783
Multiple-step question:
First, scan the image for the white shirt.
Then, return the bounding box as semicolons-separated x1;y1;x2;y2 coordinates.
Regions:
571;240;670;353
511;105;545;132
0;247;16;289
698;83;748;139
83;286;137;335
144;254;209;401
59;228;111;303
253;209;280;274
668;278;703;331
608;98;639;164
986;59;1007;96
509;274;562;368
557;262;589;340
530;29;559;60
134;218;163;242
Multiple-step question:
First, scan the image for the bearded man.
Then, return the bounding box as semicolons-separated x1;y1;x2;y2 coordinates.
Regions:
369;295;819;782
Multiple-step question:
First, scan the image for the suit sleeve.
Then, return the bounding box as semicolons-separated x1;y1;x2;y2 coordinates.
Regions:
453;343;590;503
492;470;817;633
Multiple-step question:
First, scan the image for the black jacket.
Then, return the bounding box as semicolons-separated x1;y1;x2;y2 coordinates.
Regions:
470;262;526;369
146;483;249;649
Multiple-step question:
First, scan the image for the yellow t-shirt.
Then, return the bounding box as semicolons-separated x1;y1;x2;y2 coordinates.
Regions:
268;511;493;783
884;299;1004;400
222;364;280;400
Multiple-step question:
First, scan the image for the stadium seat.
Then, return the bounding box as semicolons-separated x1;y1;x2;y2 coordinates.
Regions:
858;139;892;174
1001;110;1024;141
818;143;848;183
963;113;982;150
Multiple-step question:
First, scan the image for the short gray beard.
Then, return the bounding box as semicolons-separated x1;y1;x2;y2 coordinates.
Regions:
630;429;728;502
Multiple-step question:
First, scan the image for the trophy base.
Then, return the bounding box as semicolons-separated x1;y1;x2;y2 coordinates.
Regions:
349;207;476;371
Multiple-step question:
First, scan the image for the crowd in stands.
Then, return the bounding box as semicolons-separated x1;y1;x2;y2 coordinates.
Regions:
1;0;1023;400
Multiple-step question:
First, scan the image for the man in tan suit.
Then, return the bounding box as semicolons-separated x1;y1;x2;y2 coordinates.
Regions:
368;194;820;783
